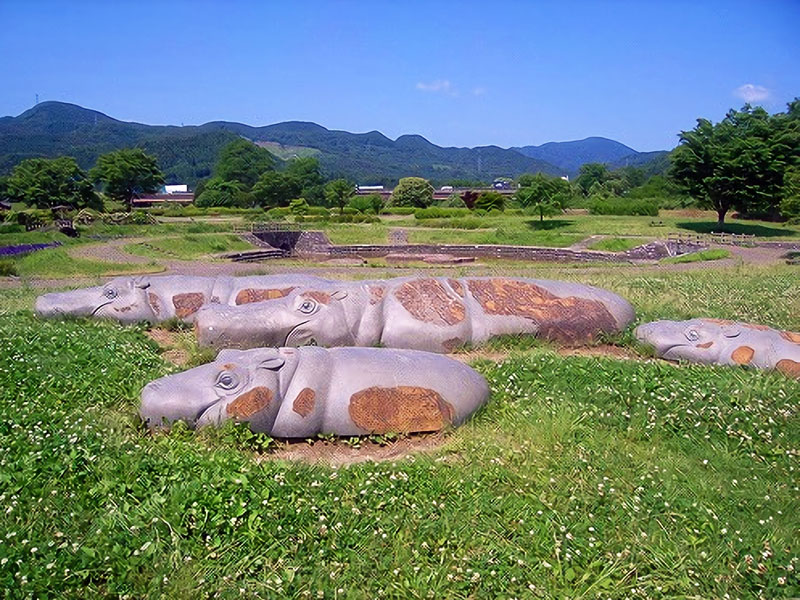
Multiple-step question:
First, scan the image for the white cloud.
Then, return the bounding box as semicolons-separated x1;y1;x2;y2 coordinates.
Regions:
416;79;458;96
733;83;770;103
471;87;487;96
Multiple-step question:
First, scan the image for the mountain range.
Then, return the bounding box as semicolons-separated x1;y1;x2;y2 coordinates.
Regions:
0;101;669;186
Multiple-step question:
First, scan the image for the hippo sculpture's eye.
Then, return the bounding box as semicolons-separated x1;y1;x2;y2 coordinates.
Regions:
298;299;317;314
685;329;700;342
216;372;239;390
103;288;118;300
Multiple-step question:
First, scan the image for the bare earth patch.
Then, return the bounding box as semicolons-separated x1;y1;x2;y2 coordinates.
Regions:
146;328;190;366
261;432;449;466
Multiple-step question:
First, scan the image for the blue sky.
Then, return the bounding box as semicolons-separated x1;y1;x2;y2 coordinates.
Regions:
0;0;798;151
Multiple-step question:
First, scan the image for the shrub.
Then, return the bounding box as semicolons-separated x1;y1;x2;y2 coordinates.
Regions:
414;207;471;219
588;197;659;216
380;207;416;215
474;191;505;212
0;259;18;276
265;206;291;219
289;198;310;216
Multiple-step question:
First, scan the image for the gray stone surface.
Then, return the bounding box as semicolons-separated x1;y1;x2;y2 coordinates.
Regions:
140;346;490;436
195;276;636;352
635;318;800;377
34;274;327;323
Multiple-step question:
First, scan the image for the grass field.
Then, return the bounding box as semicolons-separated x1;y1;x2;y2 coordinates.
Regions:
124;234;254;261
1;211;799;598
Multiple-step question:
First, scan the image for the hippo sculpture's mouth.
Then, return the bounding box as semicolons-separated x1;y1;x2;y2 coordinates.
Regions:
284;320;311;346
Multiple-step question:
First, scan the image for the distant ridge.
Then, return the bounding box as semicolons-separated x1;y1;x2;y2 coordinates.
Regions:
0;101;668;185
512;136;665;176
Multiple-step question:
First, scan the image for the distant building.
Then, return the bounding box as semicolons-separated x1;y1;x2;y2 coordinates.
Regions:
440;185;454;192
163;184;189;194
132;192;195;208
357;185;385;192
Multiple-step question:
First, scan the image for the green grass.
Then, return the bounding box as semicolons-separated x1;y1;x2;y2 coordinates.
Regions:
661;249;732;264
123;234;254;260
11;248;163;278
0;308;797;598
587;237;648;252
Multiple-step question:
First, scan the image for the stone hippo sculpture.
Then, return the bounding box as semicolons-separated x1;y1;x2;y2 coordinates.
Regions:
34;274;327;323
194;276;635;353
635;318;800;378
140;346;490;437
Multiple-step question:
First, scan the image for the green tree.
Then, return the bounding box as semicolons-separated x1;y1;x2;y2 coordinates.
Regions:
391;177;434;208
7;157;98;209
671;103;798;227
194;177;244;208
90;149;164;209
215;139;275;188
780;167;800;221
325;179;355;214
252;171;302;208
474;190;505;212
515;173;569;221
348;193;383;214
575;163;610;195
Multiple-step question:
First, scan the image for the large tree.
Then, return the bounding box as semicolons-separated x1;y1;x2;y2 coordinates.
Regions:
194;177;244;208
90;149;164;209
7;157;98;209
574;163;610;195
671;102;799;227
515;173;570;221
391;177;434;208
251;171;302;208
215;139;275;188
325;179;354;214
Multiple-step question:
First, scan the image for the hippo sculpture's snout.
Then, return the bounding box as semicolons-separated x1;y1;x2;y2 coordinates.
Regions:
140;346;490;437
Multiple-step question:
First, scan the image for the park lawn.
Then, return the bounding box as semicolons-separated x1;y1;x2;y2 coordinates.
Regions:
124;234;254;261
11;247;163;279
587;237;651;252
661;249;732;264
1;261;799;597
0;302;797;598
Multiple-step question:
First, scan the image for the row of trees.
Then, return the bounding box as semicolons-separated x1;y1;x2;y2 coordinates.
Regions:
1;149;165;210
194;138;361;212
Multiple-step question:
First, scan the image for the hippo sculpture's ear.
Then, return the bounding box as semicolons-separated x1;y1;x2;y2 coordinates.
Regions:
722;327;741;338
258;357;286;371
331;290;348;301
134;276;151;289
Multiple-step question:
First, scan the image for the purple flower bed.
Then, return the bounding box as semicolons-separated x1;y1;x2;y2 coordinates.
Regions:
0;242;62;257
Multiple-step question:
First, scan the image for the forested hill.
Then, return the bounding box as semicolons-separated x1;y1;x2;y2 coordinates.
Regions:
0;101;667;185
513;137;669;176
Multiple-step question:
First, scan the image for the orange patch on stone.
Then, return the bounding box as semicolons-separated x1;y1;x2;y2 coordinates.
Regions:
731;346;755;365
448;278;465;297
226;386;273;419
292;388;316;417
235;287;296;305
303;290;332;305
148;292;161;317
466;278;618;344
695;341;714;349
394;279;466;326
369;285;386;305
780;331;800;344
349;386;454;434
172;293;205;318
776;359;800;378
